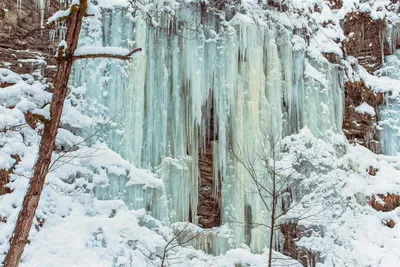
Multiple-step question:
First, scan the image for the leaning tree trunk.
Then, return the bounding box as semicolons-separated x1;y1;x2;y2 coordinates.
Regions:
2;2;88;266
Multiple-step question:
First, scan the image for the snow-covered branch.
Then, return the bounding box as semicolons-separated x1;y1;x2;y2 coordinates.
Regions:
73;47;144;61
47;0;79;26
47;0;96;27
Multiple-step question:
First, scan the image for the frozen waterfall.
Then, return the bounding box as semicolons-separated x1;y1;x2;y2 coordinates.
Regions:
377;50;400;156
71;3;344;254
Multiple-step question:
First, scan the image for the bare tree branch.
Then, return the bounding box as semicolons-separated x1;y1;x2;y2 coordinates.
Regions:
72;48;143;61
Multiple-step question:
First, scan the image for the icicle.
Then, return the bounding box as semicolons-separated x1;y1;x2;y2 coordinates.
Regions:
49;29;56;43
17;0;22;15
36;0;46;28
58;21;67;41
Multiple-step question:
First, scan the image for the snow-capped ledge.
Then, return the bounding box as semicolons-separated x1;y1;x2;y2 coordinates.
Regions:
355;102;376;116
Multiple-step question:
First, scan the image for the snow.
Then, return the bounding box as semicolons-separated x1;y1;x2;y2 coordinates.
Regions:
46;0;80;25
361;66;400;98
47;9;71;25
96;0;130;8
0;69;22;84
58;40;67;48
280;131;400;267
17;59;46;65
355;102;376;116
0;73;51;109
86;3;99;16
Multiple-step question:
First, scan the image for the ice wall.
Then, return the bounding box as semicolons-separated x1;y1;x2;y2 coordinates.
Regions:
379;96;400;156
71;3;344;254
378;50;400;155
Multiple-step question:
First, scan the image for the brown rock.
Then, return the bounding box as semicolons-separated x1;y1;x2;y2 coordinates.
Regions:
368;166;378;176
0;154;21;196
35;217;45;231
342;12;387;73
0;169;12;195
0;47;57;81
369;194;400;211
328;0;343;9
0;1;58;84
280;223;319;267
0;0;61;52
384;219;395;228
343;80;384;153
323;53;341;64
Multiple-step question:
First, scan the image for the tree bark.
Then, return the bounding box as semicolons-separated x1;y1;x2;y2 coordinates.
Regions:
72;47;143;61
268;148;277;267
2;2;88;266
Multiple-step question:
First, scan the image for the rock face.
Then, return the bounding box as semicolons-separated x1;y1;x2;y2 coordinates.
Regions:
0;47;57;83
342;12;386;73
0;0;61;52
368;193;400;228
343;80;384;153
369;194;400;212
340;12;391;153
0;154;20;196
329;0;342;9
0;169;12;196
197;99;222;228
0;1;59;82
280;223;318;267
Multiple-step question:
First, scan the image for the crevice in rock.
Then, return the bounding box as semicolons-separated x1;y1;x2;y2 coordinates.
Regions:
244;204;252;246
197;95;221;228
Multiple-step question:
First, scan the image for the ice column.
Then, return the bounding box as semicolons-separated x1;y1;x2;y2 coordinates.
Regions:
303;56;343;137
378;51;400;155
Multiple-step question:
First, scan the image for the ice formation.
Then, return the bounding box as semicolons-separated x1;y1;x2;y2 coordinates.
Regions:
377;50;400;156
71;1;344;254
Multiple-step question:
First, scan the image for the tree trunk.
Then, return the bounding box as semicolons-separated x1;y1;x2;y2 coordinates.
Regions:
268;194;276;267
2;2;87;266
268;149;277;267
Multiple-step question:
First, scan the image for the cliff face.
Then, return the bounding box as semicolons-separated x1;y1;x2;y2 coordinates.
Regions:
369;194;400;212
341;12;388;153
343;80;383;153
0;0;60;52
0;0;59;82
280;223;318;267
342;12;386;73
